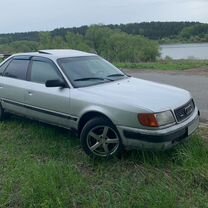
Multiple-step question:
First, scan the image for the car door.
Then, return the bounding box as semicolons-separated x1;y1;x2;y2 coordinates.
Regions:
24;56;73;128
0;56;30;115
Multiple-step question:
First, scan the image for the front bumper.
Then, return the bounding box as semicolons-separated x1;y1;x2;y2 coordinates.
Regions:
117;108;200;150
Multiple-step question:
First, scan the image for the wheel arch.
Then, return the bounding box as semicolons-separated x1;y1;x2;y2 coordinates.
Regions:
78;111;113;136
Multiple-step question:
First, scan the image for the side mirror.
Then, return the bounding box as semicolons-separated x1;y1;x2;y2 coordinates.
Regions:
45;79;67;88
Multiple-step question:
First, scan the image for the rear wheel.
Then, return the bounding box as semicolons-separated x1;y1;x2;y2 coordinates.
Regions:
80;117;123;158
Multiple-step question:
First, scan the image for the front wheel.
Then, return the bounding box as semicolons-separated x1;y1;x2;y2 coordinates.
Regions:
80;117;123;158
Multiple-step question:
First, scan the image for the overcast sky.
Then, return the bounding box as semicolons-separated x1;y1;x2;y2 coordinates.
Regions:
0;0;208;34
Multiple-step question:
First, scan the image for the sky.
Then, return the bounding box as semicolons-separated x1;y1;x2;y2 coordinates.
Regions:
0;0;208;34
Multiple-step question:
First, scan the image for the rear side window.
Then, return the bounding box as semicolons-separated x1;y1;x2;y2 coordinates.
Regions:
4;59;29;80
0;59;12;75
30;60;62;84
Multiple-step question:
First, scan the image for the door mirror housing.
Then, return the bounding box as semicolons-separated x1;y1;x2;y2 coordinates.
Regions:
45;79;67;88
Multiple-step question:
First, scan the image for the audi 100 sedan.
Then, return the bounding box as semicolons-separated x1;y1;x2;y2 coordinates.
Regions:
0;50;200;158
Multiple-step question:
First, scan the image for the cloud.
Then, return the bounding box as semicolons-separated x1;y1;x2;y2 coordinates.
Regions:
0;0;207;33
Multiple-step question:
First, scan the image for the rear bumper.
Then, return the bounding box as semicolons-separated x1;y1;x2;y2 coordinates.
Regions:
117;108;200;150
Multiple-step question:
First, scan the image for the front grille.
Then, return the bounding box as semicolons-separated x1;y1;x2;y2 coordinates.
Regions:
174;99;195;122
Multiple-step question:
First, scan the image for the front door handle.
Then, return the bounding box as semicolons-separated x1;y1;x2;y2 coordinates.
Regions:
28;91;33;96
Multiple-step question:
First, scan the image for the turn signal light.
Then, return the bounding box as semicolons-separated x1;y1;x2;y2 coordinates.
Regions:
138;114;159;127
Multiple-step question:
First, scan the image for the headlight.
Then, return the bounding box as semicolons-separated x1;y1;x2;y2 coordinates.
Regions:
138;111;175;127
155;111;175;126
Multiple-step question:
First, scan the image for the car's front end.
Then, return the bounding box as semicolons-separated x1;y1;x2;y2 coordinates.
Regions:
76;76;200;152
117;99;199;150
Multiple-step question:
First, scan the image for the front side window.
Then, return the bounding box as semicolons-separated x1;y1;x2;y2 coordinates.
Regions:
4;59;29;80
58;56;126;87
30;60;62;84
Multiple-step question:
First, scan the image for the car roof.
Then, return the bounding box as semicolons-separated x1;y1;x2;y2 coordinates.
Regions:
12;49;96;59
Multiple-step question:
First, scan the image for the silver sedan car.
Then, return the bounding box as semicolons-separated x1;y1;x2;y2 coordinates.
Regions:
0;50;200;158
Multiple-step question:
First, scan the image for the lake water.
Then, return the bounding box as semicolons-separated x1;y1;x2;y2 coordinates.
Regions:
160;43;208;60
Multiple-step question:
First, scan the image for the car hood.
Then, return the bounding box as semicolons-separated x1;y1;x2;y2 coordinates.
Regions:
79;77;191;112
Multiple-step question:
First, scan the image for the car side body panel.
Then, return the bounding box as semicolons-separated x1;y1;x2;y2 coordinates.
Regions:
24;82;73;128
0;77;27;116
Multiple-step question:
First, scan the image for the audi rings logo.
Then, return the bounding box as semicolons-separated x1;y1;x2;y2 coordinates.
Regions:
184;104;193;115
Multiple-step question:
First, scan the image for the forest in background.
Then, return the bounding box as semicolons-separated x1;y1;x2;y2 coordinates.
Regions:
0;22;208;62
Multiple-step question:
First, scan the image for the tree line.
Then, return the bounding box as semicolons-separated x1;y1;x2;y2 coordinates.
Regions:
0;21;207;62
0;21;207;44
0;26;159;62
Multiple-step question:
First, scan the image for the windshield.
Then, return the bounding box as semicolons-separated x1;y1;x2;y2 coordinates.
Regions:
57;56;126;87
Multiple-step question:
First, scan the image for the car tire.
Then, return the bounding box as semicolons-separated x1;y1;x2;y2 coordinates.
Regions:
80;117;123;158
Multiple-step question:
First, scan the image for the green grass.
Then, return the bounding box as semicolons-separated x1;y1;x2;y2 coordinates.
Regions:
0;116;208;207
115;60;208;71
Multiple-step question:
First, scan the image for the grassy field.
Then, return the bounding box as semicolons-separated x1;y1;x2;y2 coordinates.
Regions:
116;60;208;71
0;116;208;207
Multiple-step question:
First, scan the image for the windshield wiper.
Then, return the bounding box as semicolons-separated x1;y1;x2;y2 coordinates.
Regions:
107;73;125;77
74;77;112;82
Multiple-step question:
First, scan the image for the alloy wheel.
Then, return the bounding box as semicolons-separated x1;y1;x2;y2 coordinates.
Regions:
86;125;120;157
